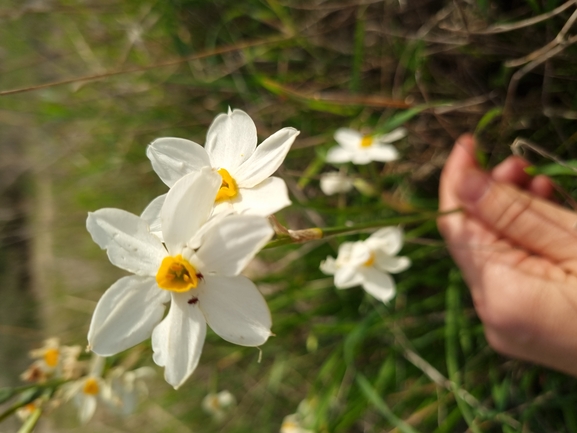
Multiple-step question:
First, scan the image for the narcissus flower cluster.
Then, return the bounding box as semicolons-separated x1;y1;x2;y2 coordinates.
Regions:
86;109;294;389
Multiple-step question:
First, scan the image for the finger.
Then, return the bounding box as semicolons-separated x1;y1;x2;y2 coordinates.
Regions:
439;134;477;213
438;134;477;245
456;166;577;272
490;156;531;188
528;174;555;200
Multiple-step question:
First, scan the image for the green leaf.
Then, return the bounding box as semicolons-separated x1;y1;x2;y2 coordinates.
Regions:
475;107;503;134
356;373;421;433
525;161;577;177
0;387;14;404
374;104;433;134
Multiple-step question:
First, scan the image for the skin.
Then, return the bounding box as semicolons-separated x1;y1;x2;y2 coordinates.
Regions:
438;134;577;376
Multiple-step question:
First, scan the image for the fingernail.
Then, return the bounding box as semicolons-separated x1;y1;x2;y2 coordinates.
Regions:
456;168;490;204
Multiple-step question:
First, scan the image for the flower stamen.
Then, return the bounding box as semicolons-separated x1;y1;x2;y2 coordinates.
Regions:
215;168;238;202
363;253;375;267
82;378;99;395
43;348;59;368
360;136;373;148
156;255;198;292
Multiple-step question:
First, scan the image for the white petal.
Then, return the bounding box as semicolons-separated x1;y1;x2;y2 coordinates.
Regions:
234;127;299;188
350;151;374;165
86;209;166;275
319;256;337;275
366;227;403;256
348;241;372;268
375;255;411;274
205;108;257;171
231;177;291;216
140;194;166;239
194;215;273;276
79;394;97;424
360;267;396;303
320;172;353;195
376;127;407;144
334;128;362;151
334;266;363;289
186;209;234;250
198;276;271;346
147;137;211;187
88;276;169;356
151;292;206;389
326;146;353;164
366;145;399;162
161;168;221;255
335;242;354;263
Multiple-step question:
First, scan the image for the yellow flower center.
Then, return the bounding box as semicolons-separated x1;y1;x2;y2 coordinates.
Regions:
363;253;375;267
83;377;99;395
43;348;59;368
215;168;238;202
156;254;198;292
360;136;373;148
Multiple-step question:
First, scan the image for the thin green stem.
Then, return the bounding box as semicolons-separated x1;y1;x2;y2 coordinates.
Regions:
356;373;421;433
264;208;461;249
446;269;482;433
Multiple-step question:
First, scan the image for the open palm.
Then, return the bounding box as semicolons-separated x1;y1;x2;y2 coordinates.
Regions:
438;134;577;375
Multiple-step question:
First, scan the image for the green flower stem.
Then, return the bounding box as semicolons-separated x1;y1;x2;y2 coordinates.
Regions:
265;208;461;249
0;380;66;424
17;406;42;433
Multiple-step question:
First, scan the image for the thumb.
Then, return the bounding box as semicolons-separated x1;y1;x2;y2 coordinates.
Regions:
456;166;577;269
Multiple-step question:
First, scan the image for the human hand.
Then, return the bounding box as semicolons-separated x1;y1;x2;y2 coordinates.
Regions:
438;134;577;375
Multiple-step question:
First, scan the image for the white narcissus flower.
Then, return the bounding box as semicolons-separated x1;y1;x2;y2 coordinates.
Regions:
280;399;317;433
21;338;82;383
146;108;299;217
320;227;411;303
280;414;315;433
86;167;274;389
326;127;406;165
319;171;354;195
66;355;111;425
202;390;236;421
107;366;155;415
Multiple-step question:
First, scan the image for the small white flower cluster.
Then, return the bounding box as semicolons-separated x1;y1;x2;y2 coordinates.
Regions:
19;341;152;424
319;125;410;303
86;108;299;389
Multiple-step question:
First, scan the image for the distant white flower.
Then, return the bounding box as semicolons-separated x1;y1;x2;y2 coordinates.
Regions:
326;127;406;165
320;227;411;303
107;366;155;415
16;401;41;422
202;390;236;421
280;399;316;433
319;172;354;195
66;355;111;425
146;108;299;216
21;338;82;383
280;414;314;433
86;168;274;389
